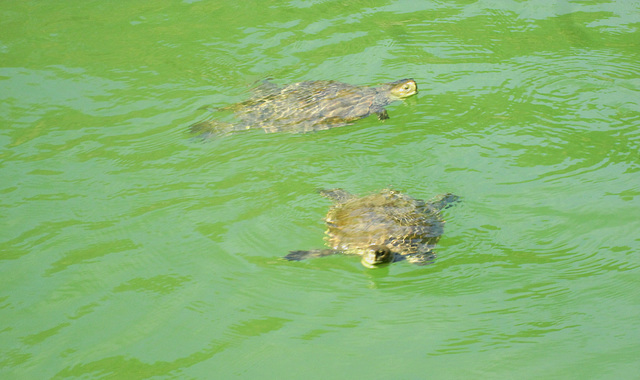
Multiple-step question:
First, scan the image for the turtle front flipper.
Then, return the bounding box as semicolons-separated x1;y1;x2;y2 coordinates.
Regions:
403;251;437;265
285;249;340;261
377;110;389;120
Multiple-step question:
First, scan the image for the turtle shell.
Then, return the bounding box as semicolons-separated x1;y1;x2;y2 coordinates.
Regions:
324;189;449;261
190;79;417;136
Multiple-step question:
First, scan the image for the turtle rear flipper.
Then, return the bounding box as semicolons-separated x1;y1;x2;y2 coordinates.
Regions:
285;249;340;261
428;193;460;211
318;189;355;203
250;78;281;98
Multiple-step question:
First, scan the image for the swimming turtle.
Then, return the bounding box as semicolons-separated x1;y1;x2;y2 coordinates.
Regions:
189;78;417;137
285;189;459;268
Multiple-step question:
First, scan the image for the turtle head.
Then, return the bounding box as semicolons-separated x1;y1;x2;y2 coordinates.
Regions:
360;245;395;268
389;79;418;99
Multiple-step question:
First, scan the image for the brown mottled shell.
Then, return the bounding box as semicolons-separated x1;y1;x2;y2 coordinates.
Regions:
323;189;450;262
200;79;417;134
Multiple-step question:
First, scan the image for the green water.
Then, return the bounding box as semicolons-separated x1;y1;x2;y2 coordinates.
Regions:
2;1;639;379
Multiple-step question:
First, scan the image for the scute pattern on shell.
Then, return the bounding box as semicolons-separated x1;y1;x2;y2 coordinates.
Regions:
189;79;417;136
324;189;446;262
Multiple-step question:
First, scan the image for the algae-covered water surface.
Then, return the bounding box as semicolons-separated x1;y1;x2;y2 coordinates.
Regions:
2;1;639;379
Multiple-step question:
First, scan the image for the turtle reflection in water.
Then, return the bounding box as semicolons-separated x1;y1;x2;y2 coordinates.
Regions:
190;78;417;137
286;189;459;268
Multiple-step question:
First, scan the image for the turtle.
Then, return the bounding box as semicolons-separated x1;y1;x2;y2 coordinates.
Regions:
189;78;417;137
285;189;459;268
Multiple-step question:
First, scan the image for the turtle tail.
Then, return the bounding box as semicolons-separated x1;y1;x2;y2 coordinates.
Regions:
429;193;460;211
189;119;247;139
